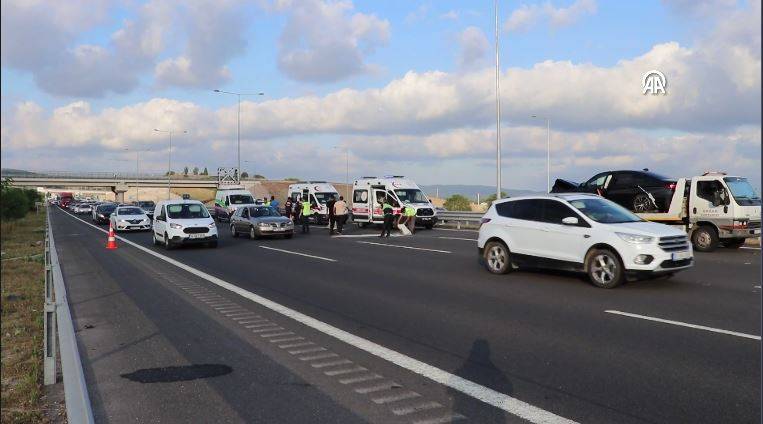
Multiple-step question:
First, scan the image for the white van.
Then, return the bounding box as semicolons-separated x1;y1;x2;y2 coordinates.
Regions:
351;176;438;229
153;199;218;249
287;181;340;224
214;186;256;222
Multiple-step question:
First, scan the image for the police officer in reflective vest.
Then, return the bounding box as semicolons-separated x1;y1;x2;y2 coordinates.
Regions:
379;198;394;238
300;196;313;233
404;203;417;234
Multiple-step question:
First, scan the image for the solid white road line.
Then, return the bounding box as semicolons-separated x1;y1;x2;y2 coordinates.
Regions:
432;228;478;233
259;246;337;262
740;246;761;250
357;241;451;254
60;210;577;424
438;236;478;242
605;310;761;341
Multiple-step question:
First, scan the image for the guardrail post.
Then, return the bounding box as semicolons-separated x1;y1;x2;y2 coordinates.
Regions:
43;302;57;385
457;221;461;230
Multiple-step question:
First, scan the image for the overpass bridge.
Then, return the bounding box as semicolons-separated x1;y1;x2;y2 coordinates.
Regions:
2;171;219;202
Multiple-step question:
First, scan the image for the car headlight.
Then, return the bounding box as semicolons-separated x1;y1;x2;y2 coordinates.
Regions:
118;219;129;223
259;222;270;227
616;232;654;244
207;223;216;229
169;223;183;229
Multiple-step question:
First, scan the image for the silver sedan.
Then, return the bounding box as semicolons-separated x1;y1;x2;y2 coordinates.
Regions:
230;206;294;239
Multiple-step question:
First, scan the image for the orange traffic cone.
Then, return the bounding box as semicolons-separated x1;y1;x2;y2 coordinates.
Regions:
106;224;118;250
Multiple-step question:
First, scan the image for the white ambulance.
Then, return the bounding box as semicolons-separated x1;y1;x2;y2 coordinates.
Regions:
287;181;340;224
351;176;438;229
213;185;257;222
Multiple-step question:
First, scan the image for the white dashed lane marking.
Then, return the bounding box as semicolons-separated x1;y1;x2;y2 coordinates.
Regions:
357;241;451;254
605;310;761;340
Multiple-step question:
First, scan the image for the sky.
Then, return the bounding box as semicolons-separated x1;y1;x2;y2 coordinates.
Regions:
1;0;760;191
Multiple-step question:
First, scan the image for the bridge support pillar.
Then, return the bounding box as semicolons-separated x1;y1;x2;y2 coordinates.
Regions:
112;184;129;203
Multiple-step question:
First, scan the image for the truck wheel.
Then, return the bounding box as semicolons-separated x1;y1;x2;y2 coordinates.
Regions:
691;226;718;252
723;238;746;249
425;223;434;230
633;194;654;212
483;241;511;274
585;248;624;288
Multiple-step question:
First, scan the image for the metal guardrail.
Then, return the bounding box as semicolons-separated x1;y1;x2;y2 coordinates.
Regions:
436;211;484;229
44;207;95;424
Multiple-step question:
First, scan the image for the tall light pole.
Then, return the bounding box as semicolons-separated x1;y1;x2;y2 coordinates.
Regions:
154;128;187;199
494;0;502;200
122;147;152;202
213;90;264;179
333;146;350;200
532;115;551;192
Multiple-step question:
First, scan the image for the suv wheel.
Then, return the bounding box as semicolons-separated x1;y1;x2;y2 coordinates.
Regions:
484;241;511;274
586;249;624;288
633;194;654;212
691;225;718;252
230;224;238;237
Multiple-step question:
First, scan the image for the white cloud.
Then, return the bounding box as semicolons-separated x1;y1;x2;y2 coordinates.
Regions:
276;0;390;83
456;27;490;70
504;0;597;32
440;10;459;20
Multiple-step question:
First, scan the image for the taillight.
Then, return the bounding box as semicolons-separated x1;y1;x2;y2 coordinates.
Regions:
666;183;676;190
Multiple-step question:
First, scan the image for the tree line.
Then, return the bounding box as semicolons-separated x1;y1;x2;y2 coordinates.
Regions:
1;179;43;220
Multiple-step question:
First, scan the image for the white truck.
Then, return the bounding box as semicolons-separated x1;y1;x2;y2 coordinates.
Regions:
213;186;257;222
351;176;438;229
637;173;760;251
287;181;340;224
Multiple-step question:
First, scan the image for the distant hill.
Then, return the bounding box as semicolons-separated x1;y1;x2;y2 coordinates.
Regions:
1;168;38;176
420;185;541;201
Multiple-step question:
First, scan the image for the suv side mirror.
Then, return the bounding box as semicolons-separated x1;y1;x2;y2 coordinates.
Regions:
561;216;579;226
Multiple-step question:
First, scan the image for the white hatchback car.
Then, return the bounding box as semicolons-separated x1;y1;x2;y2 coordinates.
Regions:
152;200;218;249
109;206;151;231
478;194;693;288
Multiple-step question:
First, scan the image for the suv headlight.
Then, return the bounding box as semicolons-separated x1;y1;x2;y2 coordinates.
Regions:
616;232;654;244
207;223;216;229
169;223;183;229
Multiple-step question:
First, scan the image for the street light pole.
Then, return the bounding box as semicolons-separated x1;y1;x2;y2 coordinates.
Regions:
532;115;551;192
155;128;186;199
214;90;264;180
494;0;502;200
333;146;350;200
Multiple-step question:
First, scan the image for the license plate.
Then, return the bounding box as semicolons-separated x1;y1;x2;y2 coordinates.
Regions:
671;251;691;261
188;233;206;239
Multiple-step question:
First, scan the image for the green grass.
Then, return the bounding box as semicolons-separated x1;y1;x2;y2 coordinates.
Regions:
1;210;47;423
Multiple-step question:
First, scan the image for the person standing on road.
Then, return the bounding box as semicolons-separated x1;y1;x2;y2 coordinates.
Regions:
379;198;394;238
326;195;337;235
333;196;348;234
284;197;293;220
300;195;313;233
269;195;279;212
404;203;416;234
264;197;270;206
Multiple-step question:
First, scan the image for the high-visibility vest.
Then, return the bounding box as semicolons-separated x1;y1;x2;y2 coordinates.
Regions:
264;201;270;206
382;203;393;214
302;201;313;216
404;206;416;217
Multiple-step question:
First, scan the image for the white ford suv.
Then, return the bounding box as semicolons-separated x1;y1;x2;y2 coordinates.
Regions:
152;200;218;249
478;194;693;288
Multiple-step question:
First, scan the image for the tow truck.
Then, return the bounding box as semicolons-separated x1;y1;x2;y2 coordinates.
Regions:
636;172;760;251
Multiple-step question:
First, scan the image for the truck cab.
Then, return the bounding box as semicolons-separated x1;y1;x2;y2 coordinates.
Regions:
351;176;438;229
638;173;760;251
214;187;256;222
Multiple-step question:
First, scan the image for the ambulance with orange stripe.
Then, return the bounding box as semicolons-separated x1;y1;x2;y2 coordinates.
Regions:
351;176;438;229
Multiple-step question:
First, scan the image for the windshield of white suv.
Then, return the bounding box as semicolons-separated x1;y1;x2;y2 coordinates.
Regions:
394;189;428;203
568;198;643;223
229;194;254;204
314;192;337;204
118;207;143;215
724;177;761;205
167;204;210;219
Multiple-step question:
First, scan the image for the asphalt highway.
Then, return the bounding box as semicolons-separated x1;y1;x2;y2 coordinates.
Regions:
52;207;761;423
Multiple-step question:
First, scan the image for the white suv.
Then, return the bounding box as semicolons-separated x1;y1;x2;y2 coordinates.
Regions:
152;200;218;249
478;194;693;288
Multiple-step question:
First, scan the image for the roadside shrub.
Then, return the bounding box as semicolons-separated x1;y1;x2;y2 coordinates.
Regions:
444;194;472;211
1;188;30;220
